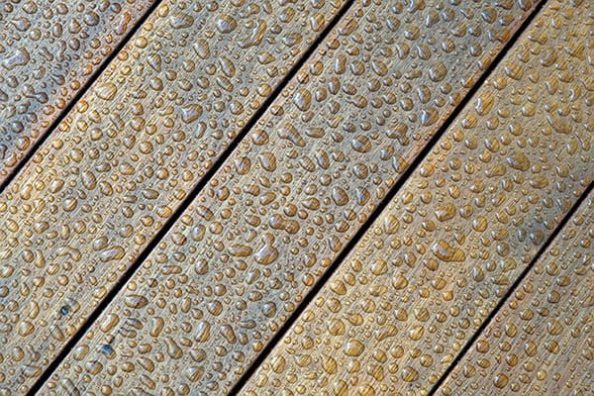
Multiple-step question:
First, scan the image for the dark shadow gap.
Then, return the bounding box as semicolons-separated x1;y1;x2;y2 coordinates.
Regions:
0;0;165;196
428;180;593;395
228;1;548;394
27;1;355;394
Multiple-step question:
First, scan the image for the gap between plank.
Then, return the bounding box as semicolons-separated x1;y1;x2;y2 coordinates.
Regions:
228;1;549;394
0;0;165;197
27;1;355;394
427;180;594;395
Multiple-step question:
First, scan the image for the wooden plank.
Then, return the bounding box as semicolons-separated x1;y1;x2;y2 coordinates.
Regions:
238;0;594;394
0;0;156;184
437;190;593;396
40;1;544;394
0;1;349;393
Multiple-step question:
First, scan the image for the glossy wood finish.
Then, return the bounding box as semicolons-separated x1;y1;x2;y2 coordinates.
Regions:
437;190;593;396
0;1;347;392
0;0;155;184
240;1;593;394
41;1;543;395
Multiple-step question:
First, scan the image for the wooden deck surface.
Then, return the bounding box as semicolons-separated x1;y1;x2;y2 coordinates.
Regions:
40;1;539;394
0;0;348;392
0;0;592;395
240;1;593;394
438;190;593;395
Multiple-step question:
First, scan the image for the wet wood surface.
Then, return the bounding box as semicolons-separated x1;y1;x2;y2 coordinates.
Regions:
437;190;593;396
0;0;156;185
1;0;593;395
0;0;349;392
238;0;594;394
37;1;546;395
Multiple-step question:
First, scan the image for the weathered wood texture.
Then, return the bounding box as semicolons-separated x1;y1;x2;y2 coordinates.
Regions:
0;0;155;184
437;190;593;396
239;1;594;394
0;0;348;392
41;1;542;395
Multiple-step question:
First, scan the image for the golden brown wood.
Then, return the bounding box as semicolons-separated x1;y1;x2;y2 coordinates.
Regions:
40;1;542;394
437;190;593;396
0;0;156;184
238;1;594;394
0;1;347;393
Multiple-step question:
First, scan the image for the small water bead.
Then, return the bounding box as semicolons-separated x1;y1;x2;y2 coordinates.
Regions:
344;340;365;357
95;83;118;101
216;15;238;34
59;305;70;316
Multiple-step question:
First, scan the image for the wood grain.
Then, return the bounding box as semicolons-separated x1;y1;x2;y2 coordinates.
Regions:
0;0;156;184
437;190;593;396
239;1;594;394
40;1;543;394
0;0;348;393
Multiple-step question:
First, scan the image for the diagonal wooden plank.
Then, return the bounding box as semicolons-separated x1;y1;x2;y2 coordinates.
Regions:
40;1;544;394
237;0;594;394
0;0;350;393
0;0;157;186
436;189;593;396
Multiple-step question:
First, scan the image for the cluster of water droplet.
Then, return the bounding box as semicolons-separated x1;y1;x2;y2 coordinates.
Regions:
40;0;563;394
0;0;154;182
441;194;593;395
241;1;593;395
0;0;343;393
